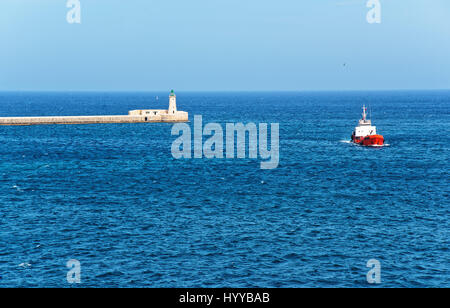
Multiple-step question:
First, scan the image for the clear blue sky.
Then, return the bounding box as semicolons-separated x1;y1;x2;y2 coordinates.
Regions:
1;0;449;91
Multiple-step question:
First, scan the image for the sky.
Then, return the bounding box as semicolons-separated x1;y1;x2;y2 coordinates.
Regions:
0;0;449;91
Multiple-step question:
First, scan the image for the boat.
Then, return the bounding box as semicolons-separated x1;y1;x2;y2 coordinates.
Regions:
350;105;384;146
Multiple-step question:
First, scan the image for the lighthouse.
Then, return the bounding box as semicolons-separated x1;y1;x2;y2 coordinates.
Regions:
168;90;177;114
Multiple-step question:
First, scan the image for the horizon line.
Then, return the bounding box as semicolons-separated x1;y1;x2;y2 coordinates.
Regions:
0;89;449;93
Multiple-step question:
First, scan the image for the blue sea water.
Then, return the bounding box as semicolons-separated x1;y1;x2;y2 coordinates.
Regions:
0;91;448;288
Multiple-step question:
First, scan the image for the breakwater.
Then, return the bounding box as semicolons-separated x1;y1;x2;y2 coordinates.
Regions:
0;113;188;126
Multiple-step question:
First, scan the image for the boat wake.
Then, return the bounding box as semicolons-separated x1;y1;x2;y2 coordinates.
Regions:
340;140;390;147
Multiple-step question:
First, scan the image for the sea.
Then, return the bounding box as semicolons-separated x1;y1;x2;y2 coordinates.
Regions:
0;91;448;287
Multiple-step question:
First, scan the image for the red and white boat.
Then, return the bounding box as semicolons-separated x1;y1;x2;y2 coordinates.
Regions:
351;105;384;146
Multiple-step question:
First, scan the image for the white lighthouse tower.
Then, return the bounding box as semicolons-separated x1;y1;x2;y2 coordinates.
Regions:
168;90;177;114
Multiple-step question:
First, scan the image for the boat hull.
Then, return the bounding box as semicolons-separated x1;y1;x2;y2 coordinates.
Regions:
352;134;384;146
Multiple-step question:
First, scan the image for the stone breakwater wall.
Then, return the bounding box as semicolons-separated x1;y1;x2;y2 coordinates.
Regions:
0;113;189;126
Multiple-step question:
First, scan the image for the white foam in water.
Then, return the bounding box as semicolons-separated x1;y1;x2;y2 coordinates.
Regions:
368;143;390;147
340;140;390;147
12;185;23;192
18;263;31;268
